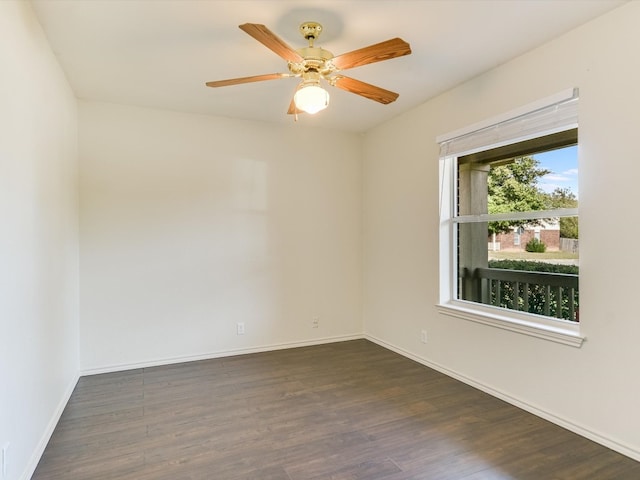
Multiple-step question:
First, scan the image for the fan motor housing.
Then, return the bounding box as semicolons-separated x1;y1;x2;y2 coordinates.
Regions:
290;46;334;77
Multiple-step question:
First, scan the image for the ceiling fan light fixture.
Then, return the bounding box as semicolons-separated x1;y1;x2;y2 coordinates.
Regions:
294;83;329;114
206;22;411;117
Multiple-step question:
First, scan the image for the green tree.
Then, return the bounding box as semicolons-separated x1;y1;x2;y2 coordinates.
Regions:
487;156;550;234
545;187;579;238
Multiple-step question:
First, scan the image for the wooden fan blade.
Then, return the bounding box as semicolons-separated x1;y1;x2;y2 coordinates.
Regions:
331;76;399;104
331;38;411;71
287;97;300;115
239;23;304;63
287;85;305;115
206;73;289;88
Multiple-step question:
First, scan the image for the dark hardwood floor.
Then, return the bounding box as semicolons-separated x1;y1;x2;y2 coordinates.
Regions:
33;339;640;479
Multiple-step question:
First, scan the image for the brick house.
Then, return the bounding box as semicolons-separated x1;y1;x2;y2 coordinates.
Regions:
488;221;560;251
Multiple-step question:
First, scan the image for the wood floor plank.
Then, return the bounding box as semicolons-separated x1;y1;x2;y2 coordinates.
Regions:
32;340;640;480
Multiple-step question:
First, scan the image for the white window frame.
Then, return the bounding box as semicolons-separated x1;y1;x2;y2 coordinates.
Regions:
437;89;584;347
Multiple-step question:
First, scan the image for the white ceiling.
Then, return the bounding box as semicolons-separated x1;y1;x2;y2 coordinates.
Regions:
31;0;624;133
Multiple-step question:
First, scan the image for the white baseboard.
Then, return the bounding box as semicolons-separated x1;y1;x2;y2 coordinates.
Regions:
80;334;364;376
20;372;80;480
364;334;640;463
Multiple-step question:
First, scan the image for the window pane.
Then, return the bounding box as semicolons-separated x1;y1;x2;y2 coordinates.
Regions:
456;144;579;322
458;220;579;321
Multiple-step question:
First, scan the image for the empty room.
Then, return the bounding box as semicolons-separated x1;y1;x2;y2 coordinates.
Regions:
2;1;640;479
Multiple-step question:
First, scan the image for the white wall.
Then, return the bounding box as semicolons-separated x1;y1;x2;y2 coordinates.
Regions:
0;2;79;480
363;1;640;460
79;102;362;371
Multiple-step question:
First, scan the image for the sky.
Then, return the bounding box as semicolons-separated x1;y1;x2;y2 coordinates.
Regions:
534;145;579;197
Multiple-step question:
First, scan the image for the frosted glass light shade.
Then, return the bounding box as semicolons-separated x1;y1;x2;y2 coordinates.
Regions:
294;84;330;114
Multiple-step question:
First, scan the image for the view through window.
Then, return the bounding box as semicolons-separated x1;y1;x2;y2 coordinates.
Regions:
456;130;579;322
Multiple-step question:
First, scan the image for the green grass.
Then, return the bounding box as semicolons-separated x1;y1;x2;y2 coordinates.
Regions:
489;250;579;260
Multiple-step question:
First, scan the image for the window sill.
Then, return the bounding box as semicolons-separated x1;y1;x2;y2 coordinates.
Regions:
436;301;585;347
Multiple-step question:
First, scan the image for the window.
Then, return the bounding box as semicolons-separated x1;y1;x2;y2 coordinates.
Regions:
513;229;521;246
437;89;583;347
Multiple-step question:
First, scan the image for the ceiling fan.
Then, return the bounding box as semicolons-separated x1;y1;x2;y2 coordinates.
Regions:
205;22;412;115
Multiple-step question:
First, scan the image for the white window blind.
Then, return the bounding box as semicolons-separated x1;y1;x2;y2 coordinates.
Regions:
438;88;579;158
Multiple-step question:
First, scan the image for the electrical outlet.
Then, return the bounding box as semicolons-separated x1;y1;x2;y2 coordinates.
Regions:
312;317;319;328
236;322;245;335
420;330;428;344
2;442;9;478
